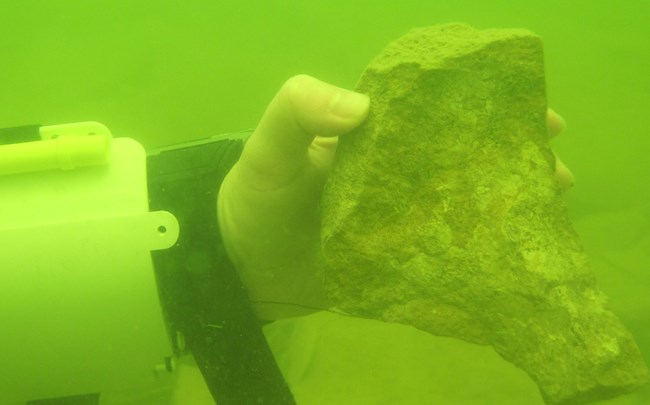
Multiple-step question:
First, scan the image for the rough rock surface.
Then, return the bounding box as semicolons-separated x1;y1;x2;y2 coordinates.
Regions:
320;24;649;404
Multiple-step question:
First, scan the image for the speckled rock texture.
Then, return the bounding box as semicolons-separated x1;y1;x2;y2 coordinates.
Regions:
320;24;649;404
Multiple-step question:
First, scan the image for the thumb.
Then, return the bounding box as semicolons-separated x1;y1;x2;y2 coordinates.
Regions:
239;74;369;174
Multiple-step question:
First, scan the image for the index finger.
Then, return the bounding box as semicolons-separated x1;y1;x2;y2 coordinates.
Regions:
547;108;566;139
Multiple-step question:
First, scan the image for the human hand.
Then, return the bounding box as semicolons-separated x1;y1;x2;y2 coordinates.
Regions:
217;75;370;320
217;74;573;321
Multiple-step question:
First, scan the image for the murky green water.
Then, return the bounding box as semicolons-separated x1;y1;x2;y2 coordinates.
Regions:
1;1;648;404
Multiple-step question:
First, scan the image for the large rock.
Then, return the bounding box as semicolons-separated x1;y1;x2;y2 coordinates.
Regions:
320;24;649;404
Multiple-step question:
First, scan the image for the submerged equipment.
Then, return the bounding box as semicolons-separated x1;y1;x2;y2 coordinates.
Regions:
0;122;295;404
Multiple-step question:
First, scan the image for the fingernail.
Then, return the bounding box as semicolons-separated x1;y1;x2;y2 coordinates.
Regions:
329;90;370;119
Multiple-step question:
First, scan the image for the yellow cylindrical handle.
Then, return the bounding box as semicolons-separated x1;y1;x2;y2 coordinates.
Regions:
0;134;111;175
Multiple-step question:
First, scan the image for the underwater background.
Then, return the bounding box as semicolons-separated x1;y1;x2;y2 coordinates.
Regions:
1;1;648;404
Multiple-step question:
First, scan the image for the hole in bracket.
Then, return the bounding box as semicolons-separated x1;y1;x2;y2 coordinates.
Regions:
157;225;167;234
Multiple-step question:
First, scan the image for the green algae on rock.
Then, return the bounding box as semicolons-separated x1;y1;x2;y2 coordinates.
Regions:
320;23;649;405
